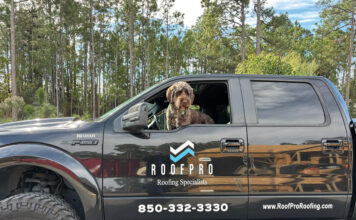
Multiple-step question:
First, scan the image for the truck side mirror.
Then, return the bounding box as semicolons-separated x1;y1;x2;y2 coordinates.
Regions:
121;102;148;131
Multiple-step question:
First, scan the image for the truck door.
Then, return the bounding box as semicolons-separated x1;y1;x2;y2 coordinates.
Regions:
241;77;349;219
102;78;248;219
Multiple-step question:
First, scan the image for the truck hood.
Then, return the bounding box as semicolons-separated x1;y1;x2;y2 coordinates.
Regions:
0;117;103;147
0;117;80;132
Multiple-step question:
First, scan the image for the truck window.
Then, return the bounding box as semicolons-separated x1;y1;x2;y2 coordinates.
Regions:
146;82;231;130
251;81;325;125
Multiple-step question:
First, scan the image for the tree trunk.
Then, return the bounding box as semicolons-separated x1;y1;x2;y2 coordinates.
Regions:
6;41;10;94
126;49;130;99
53;52;58;116
71;34;76;116
30;2;34;84
240;1;246;62
140;29;145;91
57;3;64;117
10;0;18;121
165;11;169;79
345;2;354;108
256;0;261;55
55;54;59;117
98;2;103;117
90;0;96;118
45;69;48;103
84;41;88;110
128;0;135;98
141;1;146;90
97;14;103;115
341;69;346;97
146;40;151;87
175;39;178;75
69;64;72;117
145;2;151;88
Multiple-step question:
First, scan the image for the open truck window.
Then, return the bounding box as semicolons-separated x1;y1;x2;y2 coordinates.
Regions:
145;81;231;130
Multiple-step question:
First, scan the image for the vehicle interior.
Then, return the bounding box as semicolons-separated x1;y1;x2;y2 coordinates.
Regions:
145;81;231;130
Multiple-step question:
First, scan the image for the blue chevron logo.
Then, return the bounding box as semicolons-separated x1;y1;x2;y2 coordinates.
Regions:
170;148;195;163
170;140;195;163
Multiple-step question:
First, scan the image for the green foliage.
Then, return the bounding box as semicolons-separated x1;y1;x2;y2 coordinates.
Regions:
281;52;318;76
32;88;57;119
40;103;57;118
81;111;90;121
236;52;319;76
0;96;25;118
313;0;353;83
350;79;356;118
236;53;292;75
191;6;240;74
34;87;46;105
23;104;34;119
0;117;12;124
20;88;57;120
0;56;9;102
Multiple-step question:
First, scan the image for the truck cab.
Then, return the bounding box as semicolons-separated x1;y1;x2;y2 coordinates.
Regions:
101;75;353;219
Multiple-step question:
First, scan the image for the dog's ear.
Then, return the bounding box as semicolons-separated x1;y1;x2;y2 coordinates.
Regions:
188;85;195;103
166;85;174;103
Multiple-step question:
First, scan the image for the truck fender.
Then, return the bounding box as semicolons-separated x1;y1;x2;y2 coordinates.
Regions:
0;143;102;220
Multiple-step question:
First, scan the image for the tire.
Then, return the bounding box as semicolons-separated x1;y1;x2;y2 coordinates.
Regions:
0;193;80;220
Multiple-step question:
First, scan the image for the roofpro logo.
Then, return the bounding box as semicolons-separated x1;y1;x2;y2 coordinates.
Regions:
170;140;195;163
150;140;214;176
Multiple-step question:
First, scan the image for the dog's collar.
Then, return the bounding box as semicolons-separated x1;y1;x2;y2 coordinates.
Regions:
181;111;185;116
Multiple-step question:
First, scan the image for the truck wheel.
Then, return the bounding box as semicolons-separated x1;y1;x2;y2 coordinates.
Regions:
0;192;79;220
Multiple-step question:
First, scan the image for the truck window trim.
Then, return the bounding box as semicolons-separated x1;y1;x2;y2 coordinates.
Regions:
244;78;331;127
144;81;234;133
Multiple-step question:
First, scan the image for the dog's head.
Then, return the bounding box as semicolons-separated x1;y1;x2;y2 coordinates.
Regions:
166;81;194;111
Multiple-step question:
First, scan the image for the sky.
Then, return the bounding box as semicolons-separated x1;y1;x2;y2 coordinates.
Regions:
172;0;322;31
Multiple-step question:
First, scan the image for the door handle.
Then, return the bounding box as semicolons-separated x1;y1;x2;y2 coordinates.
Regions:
322;139;344;154
220;138;245;153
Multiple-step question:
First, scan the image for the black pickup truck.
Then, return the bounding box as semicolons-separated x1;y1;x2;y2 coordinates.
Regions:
0;74;355;220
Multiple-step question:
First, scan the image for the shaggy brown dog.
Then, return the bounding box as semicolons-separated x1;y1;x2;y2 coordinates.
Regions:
166;81;214;130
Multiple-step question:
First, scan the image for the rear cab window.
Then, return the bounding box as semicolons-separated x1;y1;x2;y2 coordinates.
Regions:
251;81;325;125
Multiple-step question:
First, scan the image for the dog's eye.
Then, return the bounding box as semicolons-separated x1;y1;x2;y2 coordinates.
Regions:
176;91;182;96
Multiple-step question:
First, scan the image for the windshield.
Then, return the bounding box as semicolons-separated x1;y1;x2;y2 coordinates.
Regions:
96;82;164;121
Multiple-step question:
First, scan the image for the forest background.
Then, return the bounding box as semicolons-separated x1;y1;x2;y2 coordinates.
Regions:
0;0;355;122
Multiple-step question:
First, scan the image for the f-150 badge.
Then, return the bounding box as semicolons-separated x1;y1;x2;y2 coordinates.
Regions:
170;140;195;163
